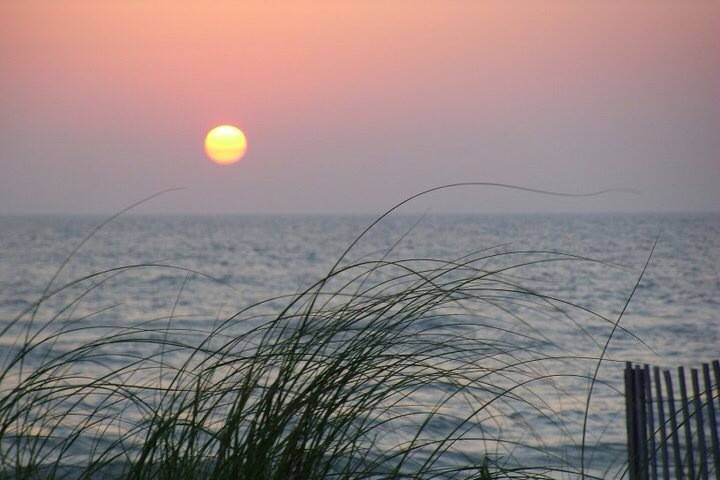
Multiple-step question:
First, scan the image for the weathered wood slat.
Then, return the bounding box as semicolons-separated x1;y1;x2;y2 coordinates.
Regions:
702;363;719;480
655;365;670;480
691;368;708;480
679;366;697;479
663;370;684;480
638;366;650;480
627;363;639;480
645;364;658;480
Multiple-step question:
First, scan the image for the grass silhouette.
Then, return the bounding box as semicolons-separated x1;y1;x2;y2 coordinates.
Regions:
0;185;648;479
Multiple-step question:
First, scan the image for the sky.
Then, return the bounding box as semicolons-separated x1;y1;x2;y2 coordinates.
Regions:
1;1;719;215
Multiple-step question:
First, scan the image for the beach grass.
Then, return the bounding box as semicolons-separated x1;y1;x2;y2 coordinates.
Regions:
0;186;649;479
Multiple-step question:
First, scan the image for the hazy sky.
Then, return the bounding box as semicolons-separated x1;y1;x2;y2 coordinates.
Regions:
1;1;719;214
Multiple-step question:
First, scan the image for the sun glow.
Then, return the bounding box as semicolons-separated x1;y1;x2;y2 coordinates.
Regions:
204;125;247;165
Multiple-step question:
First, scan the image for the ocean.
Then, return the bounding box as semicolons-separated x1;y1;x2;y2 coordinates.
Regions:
1;213;718;477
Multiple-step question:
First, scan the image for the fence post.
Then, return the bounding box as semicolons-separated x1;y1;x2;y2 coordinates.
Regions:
663;370;684;480
691;368;708;480
627;363;639;480
678;366;696;480
655;366;670;480
701;363;719;480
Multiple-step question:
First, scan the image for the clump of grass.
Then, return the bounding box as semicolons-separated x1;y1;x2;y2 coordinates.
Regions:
0;185;647;479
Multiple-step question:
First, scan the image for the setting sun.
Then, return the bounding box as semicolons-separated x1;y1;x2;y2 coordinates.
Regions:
204;125;247;165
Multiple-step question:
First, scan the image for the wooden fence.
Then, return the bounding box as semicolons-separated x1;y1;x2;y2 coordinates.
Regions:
625;360;720;480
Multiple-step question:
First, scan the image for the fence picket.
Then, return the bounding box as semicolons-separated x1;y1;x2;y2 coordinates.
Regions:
664;370;683;480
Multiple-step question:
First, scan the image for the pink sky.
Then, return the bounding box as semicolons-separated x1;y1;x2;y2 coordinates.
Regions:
1;1;719;213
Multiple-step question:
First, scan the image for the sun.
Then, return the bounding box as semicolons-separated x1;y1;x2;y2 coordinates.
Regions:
204;125;247;165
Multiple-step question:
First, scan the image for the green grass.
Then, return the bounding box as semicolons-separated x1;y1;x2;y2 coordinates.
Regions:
0;185;648;479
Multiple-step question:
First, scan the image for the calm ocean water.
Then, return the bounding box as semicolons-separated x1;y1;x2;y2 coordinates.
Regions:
1;213;719;477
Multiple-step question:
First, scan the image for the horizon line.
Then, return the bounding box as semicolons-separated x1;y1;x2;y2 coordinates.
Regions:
2;209;719;217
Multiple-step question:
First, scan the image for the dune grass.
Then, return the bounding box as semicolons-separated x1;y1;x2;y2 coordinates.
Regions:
0;186;649;479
